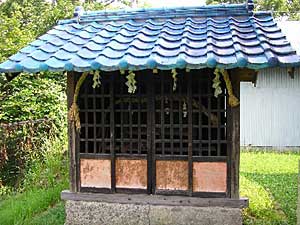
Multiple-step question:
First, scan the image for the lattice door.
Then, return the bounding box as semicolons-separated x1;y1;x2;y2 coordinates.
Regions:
77;70;229;196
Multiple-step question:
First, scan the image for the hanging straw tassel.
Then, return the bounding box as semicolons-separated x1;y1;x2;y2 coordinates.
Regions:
221;69;239;107
68;72;88;131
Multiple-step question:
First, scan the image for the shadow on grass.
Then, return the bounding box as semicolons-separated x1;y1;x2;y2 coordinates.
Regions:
241;172;297;225
25;202;65;225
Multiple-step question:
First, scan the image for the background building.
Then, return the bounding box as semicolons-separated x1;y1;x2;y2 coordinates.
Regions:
240;21;300;148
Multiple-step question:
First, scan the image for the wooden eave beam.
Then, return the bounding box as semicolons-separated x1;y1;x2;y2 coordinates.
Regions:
288;67;295;79
231;68;257;85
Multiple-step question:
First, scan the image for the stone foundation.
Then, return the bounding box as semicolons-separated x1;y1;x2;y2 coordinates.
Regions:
62;191;247;225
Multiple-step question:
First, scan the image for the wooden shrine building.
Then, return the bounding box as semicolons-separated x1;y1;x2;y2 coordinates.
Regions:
1;1;299;224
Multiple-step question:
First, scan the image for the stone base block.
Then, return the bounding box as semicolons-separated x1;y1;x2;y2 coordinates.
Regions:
62;191;247;225
64;200;243;225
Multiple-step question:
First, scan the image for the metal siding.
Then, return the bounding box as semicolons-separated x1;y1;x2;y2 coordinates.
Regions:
240;68;300;147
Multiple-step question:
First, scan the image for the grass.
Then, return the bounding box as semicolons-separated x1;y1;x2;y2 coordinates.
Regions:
0;151;299;224
0;133;68;225
25;202;65;225
240;151;300;225
240;176;287;224
0;184;66;225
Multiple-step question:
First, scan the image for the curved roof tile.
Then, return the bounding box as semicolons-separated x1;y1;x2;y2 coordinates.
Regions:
1;2;300;73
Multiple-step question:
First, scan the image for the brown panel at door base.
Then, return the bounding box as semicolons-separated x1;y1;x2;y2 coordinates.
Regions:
156;160;188;191
116;159;147;189
193;162;227;193
80;159;111;188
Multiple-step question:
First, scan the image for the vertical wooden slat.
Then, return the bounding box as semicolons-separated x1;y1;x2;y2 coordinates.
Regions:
198;75;202;156
147;71;154;194
67;72;78;192
226;86;232;198
101;80;105;153
208;73;212;156
188;72;193;196
160;73;165;155
93;82;97;154
76;129;81;191
129;94;133;154
229;72;240;199
179;81;183;154
110;74;116;192
84;77;88;153
120;80;124;153
217;95;221;156
138;79;141;154
170;76;174;154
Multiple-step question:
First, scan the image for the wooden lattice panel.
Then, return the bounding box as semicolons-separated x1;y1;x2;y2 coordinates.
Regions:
77;71;229;196
80;159;111;188
116;159;147;189
156;160;188;191
193;162;227;192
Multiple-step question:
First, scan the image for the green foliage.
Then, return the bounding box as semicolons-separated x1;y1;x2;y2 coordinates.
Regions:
0;13;34;63
21;132;68;191
206;0;300;20
0;73;66;122
0;72;67;188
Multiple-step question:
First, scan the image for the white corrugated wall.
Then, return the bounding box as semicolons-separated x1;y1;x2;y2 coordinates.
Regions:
240;68;300;147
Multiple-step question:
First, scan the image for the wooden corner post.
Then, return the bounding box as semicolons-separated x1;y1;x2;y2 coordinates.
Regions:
67;72;79;192
228;71;240;199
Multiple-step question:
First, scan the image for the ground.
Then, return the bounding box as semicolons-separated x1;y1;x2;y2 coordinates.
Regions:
0;150;299;225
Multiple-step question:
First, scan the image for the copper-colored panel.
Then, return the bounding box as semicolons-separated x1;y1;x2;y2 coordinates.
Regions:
116;159;147;189
80;159;111;188
156;160;188;191
193;162;227;192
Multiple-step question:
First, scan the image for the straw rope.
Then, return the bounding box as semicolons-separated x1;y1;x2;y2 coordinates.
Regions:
68;72;88;131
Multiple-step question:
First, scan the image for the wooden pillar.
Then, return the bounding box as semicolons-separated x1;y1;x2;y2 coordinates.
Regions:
228;72;240;199
67;72;79;192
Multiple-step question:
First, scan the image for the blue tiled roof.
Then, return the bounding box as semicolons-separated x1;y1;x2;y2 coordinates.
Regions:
1;1;300;73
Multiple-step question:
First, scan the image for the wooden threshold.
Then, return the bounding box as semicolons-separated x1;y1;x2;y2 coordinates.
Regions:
61;190;248;208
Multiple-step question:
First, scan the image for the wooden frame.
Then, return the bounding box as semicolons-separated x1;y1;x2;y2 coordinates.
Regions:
67;72;78;192
67;68;242;198
61;190;249;208
228;71;240;199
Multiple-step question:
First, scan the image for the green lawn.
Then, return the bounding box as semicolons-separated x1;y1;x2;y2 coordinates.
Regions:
240;151;299;225
0;151;299;224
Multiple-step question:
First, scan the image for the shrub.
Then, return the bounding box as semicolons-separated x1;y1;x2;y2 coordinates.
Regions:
0;72;67;188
